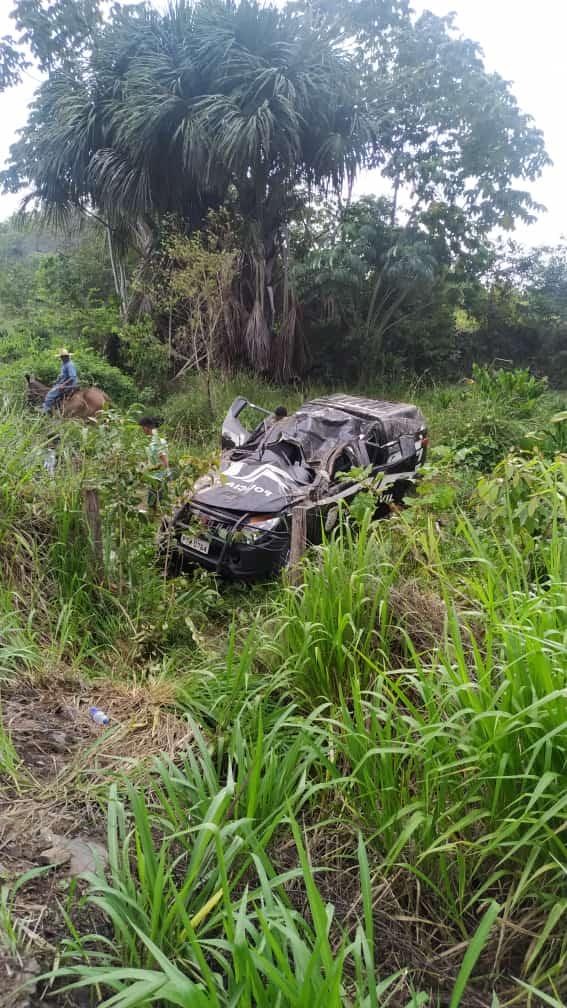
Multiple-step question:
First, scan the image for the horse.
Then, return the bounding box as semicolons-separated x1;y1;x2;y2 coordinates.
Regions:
25;374;109;420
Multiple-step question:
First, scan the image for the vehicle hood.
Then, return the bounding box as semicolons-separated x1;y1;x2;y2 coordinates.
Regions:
192;449;314;514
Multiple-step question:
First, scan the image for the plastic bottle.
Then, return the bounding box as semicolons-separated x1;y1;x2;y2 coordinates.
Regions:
44;448;57;477
89;706;109;726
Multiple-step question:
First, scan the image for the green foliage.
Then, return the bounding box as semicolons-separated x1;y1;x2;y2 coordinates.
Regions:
3;0;549;378
119;318;170;397
2;346;567;1004
295;196;458;380
54;792;422;1006
142;222;239;395
0;402;219;668
462;243;567;387
522;411;567;455
421;382;531;474
476;450;567;555
2;0;375;376
0;216;139;403
471;363;548;406
35;238;115;312
11;0;101;73
163;371;307;446
45;475;567;1001
268;510;398;704
450;414;526;472
1;2;100;92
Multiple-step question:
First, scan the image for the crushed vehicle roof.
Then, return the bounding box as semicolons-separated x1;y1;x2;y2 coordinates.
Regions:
309;395;426;442
240;395;426;461
191;395;427;515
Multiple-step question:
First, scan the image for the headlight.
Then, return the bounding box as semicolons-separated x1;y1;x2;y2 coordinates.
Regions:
240;515;282;543
247;515;281;531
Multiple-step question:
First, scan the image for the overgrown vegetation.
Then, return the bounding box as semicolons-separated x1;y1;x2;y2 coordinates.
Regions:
1;1;567;1005
0;0;556;381
1;370;567;1007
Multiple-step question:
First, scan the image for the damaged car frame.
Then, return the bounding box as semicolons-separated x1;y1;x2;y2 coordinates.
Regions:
161;394;428;580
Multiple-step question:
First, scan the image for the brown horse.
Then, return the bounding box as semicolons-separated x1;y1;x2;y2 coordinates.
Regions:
25;374;109;420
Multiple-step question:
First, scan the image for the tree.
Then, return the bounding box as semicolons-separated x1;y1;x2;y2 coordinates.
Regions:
460;241;567;383
294;196;456;379
0;34;23;91
0;0;101;91
3;0;550;380
3;0;374;376
140;214;239;392
302;2;549;253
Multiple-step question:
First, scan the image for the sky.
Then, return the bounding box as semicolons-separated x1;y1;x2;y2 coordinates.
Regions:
0;0;565;247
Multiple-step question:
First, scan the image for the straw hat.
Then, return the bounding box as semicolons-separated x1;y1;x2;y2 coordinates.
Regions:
55;348;72;357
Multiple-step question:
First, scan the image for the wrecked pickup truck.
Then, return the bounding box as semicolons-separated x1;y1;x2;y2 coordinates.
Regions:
160;394;428;580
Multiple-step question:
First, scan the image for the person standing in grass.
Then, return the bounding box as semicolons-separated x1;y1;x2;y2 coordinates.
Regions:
138;415;170;510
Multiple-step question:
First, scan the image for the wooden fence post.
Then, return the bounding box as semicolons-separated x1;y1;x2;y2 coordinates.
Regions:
83;486;104;580
288;505;307;586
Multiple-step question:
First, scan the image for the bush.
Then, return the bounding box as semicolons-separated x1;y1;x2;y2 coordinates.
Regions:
476;450;567;556
424;384;529;472
120;318;170;395
449;410;528;471
471;363;548;410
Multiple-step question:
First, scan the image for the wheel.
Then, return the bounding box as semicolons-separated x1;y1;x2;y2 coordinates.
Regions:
393;479;417;505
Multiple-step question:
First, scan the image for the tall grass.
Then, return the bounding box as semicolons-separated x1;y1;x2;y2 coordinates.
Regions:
163;371;312;446
0;403;218;673
53;816;427;1007
0;696;24;790
0;594;40;680
51;708;503;1007
41;434;567;1002
269;510;400;704
4;381;567;1003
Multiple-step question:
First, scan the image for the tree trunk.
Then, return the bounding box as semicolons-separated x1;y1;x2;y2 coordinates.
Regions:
124;218;156;321
107;227;128;321
271;225;305;380
243;250;271;372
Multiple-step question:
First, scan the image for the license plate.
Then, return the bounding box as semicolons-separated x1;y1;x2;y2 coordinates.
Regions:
180;534;210;555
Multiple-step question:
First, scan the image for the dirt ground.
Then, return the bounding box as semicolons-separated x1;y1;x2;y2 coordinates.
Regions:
0;678;192;1007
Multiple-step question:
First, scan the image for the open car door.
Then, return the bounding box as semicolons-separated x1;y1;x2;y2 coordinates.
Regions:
221;397;271;450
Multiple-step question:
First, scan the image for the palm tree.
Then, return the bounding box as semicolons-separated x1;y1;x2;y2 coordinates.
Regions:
4;0;375;377
295;196;439;373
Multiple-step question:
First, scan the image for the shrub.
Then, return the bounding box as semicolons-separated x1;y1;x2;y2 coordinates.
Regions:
476;450;567;556
120;318;170;395
521;410;567;456
471;363;548;409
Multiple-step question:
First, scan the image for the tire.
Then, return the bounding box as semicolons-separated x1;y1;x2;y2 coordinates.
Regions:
393;479;417;505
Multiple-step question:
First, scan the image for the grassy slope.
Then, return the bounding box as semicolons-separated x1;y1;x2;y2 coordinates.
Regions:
1;372;567;1007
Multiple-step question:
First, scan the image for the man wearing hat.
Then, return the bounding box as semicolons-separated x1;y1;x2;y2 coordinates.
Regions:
42;349;79;414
